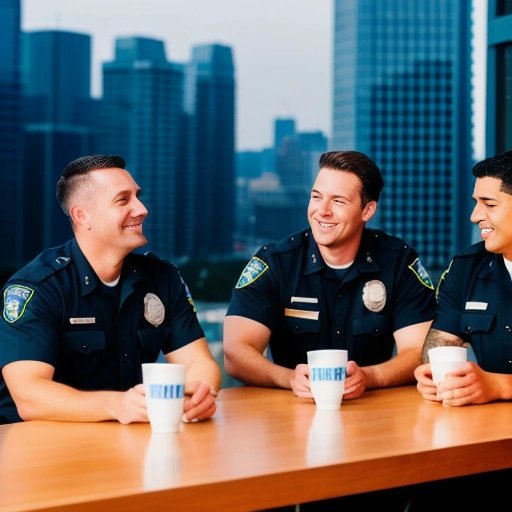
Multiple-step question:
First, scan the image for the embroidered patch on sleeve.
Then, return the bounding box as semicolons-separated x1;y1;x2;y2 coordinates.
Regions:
408;258;434;290
235;257;269;289
3;285;35;323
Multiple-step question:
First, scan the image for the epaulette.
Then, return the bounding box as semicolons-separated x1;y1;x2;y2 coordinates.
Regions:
14;248;72;284
365;229;409;251
264;229;309;256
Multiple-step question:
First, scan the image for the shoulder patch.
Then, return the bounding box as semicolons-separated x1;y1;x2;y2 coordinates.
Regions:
235;257;269;289
3;285;35;323
408;258;434;290
435;259;453;299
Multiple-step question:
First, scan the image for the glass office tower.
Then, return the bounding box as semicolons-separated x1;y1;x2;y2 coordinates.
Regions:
332;0;473;276
101;37;185;260
487;0;512;154
21;30;94;261
183;44;235;258
0;0;22;271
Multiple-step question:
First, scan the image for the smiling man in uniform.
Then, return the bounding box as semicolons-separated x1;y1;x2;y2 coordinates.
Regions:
224;150;436;400
0;155;220;424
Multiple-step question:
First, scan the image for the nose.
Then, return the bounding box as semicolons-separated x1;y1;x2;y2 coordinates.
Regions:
470;202;484;224
132;196;148;218
318;198;332;216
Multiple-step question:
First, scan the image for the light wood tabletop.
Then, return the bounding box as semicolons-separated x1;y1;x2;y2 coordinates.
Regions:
1;385;512;511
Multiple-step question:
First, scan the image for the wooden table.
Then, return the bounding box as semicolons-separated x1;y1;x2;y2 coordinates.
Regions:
1;385;512;511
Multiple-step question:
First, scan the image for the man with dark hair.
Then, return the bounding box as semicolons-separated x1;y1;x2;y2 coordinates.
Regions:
224;150;436;400
415;150;512;405
0;155;220;424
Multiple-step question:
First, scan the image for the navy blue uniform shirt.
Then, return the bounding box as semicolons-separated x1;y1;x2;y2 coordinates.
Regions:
227;228;436;370
433;242;512;374
0;239;204;423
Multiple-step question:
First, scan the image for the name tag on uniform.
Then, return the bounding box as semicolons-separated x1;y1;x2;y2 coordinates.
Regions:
290;296;318;304
69;317;96;324
284;308;319;320
465;302;488;311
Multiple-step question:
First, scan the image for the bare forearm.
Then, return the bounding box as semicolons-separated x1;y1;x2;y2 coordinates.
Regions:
362;347;421;389
421;328;465;363
225;345;294;389
186;358;222;391
15;379;124;422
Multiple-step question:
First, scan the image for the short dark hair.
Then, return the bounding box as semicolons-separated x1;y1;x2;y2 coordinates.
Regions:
472;150;512;195
56;155;126;215
318;151;384;206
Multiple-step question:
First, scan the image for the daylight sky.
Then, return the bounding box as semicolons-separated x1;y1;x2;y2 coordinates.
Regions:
22;0;486;156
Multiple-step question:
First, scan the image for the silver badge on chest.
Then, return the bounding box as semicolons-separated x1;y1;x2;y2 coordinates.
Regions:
362;280;386;313
144;293;165;327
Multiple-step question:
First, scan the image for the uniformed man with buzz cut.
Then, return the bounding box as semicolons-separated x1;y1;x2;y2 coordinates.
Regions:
224;150;436;400
0;155;221;424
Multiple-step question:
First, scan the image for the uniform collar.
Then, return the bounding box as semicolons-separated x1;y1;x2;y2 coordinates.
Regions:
478;252;510;282
304;229;381;276
70;241;147;298
70;239;101;297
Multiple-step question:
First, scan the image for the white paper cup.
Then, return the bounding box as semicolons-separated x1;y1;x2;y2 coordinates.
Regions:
428;346;467;384
307;349;348;410
142;363;186;433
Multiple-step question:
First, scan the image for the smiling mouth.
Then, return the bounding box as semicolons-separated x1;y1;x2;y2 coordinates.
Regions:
481;228;493;234
317;220;336;228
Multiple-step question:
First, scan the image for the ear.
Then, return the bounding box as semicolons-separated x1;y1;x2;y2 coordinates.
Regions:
69;205;90;230
362;201;377;222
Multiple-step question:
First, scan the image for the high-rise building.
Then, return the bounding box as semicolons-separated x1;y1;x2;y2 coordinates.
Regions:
22;30;92;125
100;37;186;260
183;44;235;258
21;30;93;261
332;0;473;276
0;0;23;272
487;0;512;154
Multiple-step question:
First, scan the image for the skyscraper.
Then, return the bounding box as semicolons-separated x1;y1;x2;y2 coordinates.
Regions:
332;0;473;276
0;0;22;271
183;44;236;258
487;0;512;154
21;30;93;261
100;37;185;260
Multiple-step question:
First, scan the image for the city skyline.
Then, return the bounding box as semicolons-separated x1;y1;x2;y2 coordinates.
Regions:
22;0;486;156
22;0;332;152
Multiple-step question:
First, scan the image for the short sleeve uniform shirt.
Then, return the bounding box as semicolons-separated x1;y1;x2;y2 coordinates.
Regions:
227;228;436;369
0;239;204;423
433;242;512;374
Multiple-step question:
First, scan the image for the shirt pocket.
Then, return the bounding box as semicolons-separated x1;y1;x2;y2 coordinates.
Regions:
351;315;394;364
138;325;171;361
460;313;494;335
59;331;106;388
282;315;320;335
62;331;106;355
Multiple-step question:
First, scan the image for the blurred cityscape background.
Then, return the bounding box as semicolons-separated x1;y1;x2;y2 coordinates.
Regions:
0;1;510;381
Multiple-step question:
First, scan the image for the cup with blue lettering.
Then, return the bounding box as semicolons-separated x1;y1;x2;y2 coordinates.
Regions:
142;363;186;433
428;346;467;385
307;349;348;411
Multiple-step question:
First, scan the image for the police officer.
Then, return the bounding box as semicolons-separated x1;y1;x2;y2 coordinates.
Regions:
415;150;512;406
0;155;220;424
224;150;436;400
407;152;512;512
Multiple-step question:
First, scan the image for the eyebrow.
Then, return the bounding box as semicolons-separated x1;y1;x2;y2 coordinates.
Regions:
311;188;353;203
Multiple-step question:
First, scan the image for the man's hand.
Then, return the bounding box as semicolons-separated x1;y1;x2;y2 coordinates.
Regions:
291;364;312;398
108;384;149;424
182;380;217;422
342;361;366;399
414;363;441;402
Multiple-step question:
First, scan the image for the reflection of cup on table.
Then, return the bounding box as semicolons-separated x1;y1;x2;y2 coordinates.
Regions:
143;432;182;489
142;363;186;433
307;349;348;410
428;346;467;384
306;410;344;466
